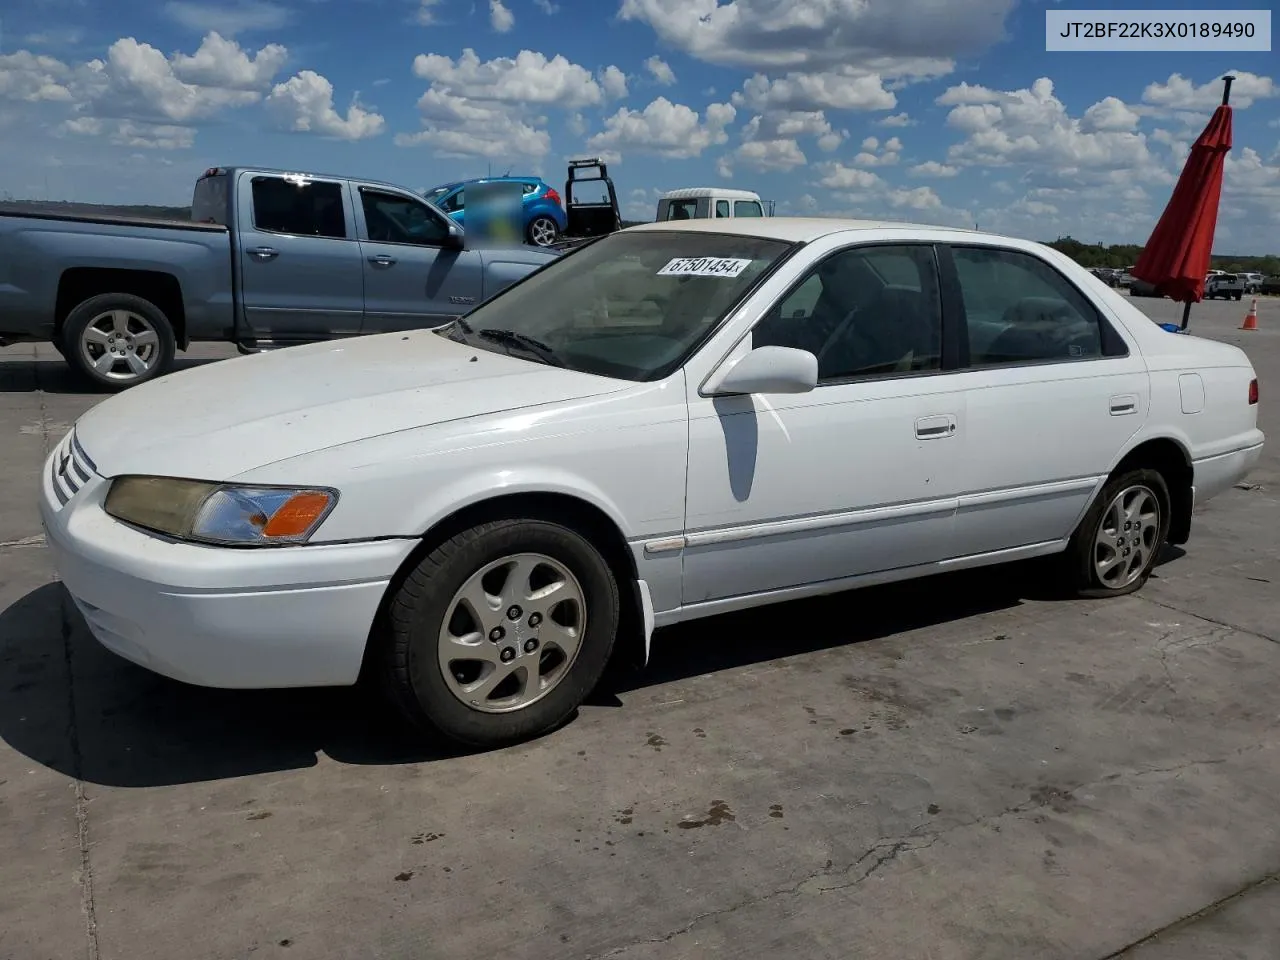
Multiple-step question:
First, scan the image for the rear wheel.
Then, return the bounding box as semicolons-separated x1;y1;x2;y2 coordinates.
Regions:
381;519;620;748
1062;468;1170;598
62;293;176;391
527;215;560;247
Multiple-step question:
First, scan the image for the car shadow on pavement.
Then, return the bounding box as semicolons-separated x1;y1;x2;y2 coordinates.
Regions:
0;552;1187;789
0;357;219;394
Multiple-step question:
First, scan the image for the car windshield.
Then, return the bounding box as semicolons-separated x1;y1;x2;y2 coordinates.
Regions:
442;230;794;381
422;186;453;204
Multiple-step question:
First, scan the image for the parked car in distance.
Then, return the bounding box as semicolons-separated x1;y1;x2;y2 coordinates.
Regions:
1205;273;1246;300
657;187;767;221
0;167;558;390
41;217;1263;748
1260;276;1280;296
424;176;568;248
1240;272;1263;295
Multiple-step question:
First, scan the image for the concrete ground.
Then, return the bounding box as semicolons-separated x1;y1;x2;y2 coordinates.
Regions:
1;295;1277;960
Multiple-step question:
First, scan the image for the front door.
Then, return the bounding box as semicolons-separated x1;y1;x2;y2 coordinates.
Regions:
682;242;964;606
943;243;1151;557
355;187;486;333
236;173;365;339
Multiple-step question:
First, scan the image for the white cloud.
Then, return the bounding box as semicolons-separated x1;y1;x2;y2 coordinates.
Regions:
645;56;676;86
1143;71;1275;111
412;48;610;109
852;135;901;167
722;133;808;174
909;160;958;178
64;117;197;149
617;0;1015;71
416;0;443;24
885;186;942;210
403;47;620;158
170;30;287;90
534;0;559;11
936;77;1158;179
265;71;385;140
736;69;898;113
587;97;736;161
0;51;75;102
1081;96;1139;133
878;112;915;127
814;162;884;191
163;1;292;37
600;65;628;99
489;0;515;32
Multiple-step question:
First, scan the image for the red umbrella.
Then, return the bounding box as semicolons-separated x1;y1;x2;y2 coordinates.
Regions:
1132;75;1234;330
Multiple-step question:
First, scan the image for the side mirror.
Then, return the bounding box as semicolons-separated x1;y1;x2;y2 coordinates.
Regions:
704;346;818;396
445;222;465;249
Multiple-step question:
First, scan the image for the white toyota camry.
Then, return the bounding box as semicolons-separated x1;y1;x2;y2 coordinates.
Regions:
40;218;1263;747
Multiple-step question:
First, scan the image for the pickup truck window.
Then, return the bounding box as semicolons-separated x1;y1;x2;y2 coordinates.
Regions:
251;176;347;239
360;189;451;246
734;201;764;218
715;200;730;218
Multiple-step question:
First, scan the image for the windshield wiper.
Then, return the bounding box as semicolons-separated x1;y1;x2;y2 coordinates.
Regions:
476;328;565;367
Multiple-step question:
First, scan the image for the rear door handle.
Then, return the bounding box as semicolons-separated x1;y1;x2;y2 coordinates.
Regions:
915;414;957;439
249;246;279;261
367;255;397;268
1109;394;1139;416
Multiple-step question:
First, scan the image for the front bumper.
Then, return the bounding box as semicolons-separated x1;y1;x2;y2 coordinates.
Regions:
40;432;417;689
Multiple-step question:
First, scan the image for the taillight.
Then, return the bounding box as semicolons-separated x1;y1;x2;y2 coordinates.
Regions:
1248;378;1258;405
546;187;562;208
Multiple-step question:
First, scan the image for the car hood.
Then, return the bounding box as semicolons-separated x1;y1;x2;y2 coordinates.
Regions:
73;331;625;479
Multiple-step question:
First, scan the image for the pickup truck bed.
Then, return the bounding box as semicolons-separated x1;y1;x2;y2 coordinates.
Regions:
0;166;558;390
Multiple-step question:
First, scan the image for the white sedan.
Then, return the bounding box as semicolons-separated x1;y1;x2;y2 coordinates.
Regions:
40;218;1263;747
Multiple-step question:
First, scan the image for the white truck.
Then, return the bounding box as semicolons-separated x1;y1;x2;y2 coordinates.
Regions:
656;187;767;221
1205;273;1246;301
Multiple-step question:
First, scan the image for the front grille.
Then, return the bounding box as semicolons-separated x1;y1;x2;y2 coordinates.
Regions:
49;429;97;507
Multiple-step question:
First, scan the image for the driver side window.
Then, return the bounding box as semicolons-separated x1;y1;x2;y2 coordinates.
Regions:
752;244;943;383
360;189;451;246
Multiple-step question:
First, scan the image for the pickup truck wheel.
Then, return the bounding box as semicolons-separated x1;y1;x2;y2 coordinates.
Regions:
63;294;176;391
527;216;560;247
381;519;620;748
1061;468;1170;599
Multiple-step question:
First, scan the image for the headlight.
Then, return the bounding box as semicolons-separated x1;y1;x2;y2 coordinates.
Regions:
104;476;338;546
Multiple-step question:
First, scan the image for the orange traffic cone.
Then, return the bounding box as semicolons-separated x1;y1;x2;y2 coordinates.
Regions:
1241;298;1258;331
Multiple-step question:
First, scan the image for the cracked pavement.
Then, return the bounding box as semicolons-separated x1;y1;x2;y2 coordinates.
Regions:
2;298;1278;960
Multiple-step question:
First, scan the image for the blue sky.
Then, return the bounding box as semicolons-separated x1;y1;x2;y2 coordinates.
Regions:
0;0;1276;251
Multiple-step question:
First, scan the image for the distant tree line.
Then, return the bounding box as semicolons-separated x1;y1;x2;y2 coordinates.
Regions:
1046;236;1279;277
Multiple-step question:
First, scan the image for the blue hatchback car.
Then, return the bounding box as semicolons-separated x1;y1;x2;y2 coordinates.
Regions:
423;176;568;247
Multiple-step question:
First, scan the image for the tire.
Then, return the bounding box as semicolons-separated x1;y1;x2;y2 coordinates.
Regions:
381;518;620;748
1062;468;1171;599
527;215;560;247
1235;292;1243;301
62;293;176;391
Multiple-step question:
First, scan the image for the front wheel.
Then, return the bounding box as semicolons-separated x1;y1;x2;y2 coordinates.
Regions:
1062;469;1170;598
380;519;620;747
62;293;176;391
527;215;560;247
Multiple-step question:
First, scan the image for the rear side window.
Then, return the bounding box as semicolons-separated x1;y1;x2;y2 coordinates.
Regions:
666;199;699;220
734;201;763;217
251;176;346;239
715;200;730;218
191;174;229;225
951;246;1117;366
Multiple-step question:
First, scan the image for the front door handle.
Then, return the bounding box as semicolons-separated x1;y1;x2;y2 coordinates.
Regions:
915;414;957;439
249;246;279;261
1109;394;1138;416
367;255;397;268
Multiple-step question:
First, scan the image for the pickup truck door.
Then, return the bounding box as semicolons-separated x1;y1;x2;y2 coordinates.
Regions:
354;186;486;333
235;172;365;339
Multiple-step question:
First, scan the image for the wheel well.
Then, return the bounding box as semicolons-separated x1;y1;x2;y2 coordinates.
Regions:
1113;438;1193;545
360;492;644;683
56;268;187;348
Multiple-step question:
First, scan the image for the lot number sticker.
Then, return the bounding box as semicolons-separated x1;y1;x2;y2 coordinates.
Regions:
657;257;753;278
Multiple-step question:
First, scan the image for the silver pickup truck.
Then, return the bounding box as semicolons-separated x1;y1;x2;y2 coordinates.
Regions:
0;166;560;390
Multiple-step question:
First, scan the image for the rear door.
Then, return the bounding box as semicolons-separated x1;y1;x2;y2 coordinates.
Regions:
941;242;1150;557
355;185;485;332
235;173;364;339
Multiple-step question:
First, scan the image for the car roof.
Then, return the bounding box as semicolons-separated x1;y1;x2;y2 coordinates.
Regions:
661;187;762;201
624;216;996;244
428;176;543;190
